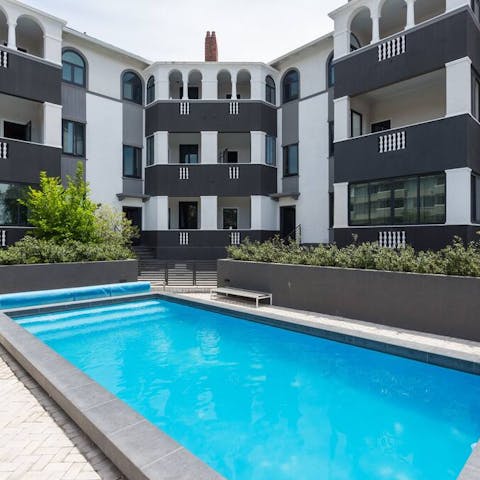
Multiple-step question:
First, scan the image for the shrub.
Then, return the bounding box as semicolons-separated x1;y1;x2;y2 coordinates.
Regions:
226;236;480;278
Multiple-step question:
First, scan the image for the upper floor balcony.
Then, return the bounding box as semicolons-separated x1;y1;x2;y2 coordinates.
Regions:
331;1;478;98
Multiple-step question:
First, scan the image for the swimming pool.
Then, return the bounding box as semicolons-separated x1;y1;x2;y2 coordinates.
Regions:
15;298;480;480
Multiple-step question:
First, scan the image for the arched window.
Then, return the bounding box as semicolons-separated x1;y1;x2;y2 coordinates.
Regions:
122;71;142;105
62;50;86;87
327;54;335;88
147;76;155;104
282;69;299;103
265;76;276;104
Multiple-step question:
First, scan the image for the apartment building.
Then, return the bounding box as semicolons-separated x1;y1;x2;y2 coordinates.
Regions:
0;0;478;257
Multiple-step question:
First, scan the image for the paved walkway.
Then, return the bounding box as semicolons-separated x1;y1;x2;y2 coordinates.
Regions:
0;345;123;480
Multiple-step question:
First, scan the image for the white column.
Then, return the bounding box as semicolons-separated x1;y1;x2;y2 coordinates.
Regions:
157;79;169;100
202;71;217;100
250;71;263;101
182;79;188;99
145;196;169;231
44;34;62;65
7;22;16;49
446;57;472;117
251;196;278;230
333;29;350;60
200;196;218;230
42;102;62;147
333;182;349;229
201;131;218;164
406;0;416;29
371;15;380;44
333;96;350;142
250;131;266;164
154;132;168;165
231;71;237;100
446;168;472;225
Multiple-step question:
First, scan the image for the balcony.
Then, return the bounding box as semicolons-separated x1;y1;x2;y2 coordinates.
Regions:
145;101;277;136
145;163;277;197
334;114;480;183
333;8;478;98
0;47;61;104
0;137;61;184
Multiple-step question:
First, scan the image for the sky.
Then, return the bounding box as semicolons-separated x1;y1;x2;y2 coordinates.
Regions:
26;0;345;63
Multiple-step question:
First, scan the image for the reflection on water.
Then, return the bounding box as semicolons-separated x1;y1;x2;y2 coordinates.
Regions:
17;299;480;480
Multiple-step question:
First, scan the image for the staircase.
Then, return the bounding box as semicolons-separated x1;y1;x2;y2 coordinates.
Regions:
133;246;217;288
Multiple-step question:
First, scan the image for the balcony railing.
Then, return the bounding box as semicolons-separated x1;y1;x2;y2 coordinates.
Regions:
378;35;406;62
0;230;7;248
378;231;406;249
1;51;8;68
0;141;7;159
378;131;406;153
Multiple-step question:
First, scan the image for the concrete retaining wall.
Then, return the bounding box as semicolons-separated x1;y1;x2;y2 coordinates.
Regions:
218;259;480;342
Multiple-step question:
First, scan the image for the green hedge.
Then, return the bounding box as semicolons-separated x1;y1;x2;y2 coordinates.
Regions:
227;237;480;277
0;236;134;265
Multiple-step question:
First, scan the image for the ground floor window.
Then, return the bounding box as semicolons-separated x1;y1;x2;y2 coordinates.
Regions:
349;173;446;226
0;183;29;226
223;208;238;229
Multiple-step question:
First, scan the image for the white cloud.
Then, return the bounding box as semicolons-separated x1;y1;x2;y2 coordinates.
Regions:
26;0;344;63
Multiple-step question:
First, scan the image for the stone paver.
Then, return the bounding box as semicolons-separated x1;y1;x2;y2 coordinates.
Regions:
0;345;124;480
183;293;480;358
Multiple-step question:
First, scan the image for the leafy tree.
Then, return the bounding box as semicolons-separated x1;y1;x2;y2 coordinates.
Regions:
93;204;139;247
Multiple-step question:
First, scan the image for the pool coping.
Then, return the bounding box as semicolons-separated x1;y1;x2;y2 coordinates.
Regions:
1;291;480;479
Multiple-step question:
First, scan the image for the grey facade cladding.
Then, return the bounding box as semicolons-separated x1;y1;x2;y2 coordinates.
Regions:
0;138;61;184
61;83;86;122
145;101;277;136
145;164;277;197
123;101;144;148
334;114;480;183
0;227;31;247
333;8;478;99
0;48;61;104
333;225;480;250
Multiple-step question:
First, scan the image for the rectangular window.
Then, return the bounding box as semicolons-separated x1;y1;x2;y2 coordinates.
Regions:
472;174;480;223
223;208;238;230
179;201;198;229
146;136;154;166
328;121;334;157
473;77;480;121
266;136;276;166
283;144;299;177
179;145;199;164
227;151;238;163
349;173;446;226
62;120;85;157
4;121;31;142
0;183;29;226
351;110;363;137
123;145;142;178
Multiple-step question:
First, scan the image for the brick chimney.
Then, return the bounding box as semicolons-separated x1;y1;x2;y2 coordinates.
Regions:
205;31;218;62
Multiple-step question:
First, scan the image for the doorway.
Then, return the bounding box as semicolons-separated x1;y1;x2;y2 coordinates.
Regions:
123;207;142;246
4;121;31;141
179;202;198;229
280;206;296;240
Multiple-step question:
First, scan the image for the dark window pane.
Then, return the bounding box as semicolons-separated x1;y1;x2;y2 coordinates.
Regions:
62;50;85;87
123;146;142;178
419;174;446;223
0;183;29;226
147;76;155;104
369;180;392;225
122;72;142;104
283;70;299;103
349;183;369;226
223;208;238;229
266;76;276;104
351;110;363;137
179;145;199;164
62;121;74;154
283;144;298;176
146;136;154;166
393;177;417;224
266;136;276;166
62;121;85;157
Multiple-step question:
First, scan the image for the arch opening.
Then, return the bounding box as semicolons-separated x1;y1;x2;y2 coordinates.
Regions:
16;15;44;58
217;70;232;99
350;8;372;50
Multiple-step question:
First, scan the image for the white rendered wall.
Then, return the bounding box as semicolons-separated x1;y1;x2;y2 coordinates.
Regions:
333;182;349;229
42;102;62;147
218;133;251;163
200;196;218;230
217;197;251;229
144;196;168;230
446;167;472;225
85;93;123;206
0;94;43;143
250;131;266;164
334;96;350;141
200;131;218;164
446;57;472;117
153;131;168;165
251;196;279;231
168;133;201;164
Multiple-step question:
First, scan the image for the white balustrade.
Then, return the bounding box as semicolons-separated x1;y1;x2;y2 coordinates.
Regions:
0;142;8;159
229;101;239;115
378;231;406;249
378;35;406;62
179;232;189;245
0;51;8;68
229;166;239;179
0;230;6;248
230;231;241;245
180;102;190;115
179;167;189;180
378;131;406;153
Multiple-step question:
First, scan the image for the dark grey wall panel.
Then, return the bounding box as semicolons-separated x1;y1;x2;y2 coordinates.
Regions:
218;259;480;342
142;230;277;260
61;156;86;185
0;260;138;294
0;49;61;104
334;115;477;183
61;83;86;123
145;101;277;136
0;227;31;247
334;9;475;99
0;138;61;184
282;175;299;194
123;102;144;147
145;164;277;197
281;100;299;146
123;177;143;196
334;225;480;251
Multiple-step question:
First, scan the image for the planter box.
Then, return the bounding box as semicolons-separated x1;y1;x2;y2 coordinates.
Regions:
218;259;480;342
0;260;138;294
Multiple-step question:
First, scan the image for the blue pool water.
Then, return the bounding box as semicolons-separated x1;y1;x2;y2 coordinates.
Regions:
15;299;480;480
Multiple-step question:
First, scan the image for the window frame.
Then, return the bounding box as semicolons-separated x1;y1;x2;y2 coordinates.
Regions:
327;53;335;88
266;135;277;166
348;173;446;227
62;120;85;157
282;69;300;104
283;143;299;177
351;110;363;137
146;76;155;104
222;207;238;230
0;182;30;226
123;145;142;179
265;75;276;104
146;136;155;166
179;144;199;164
62;50;86;87
122;71;143;105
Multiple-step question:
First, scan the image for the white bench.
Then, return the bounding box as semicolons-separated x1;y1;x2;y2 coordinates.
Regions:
210;287;272;308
